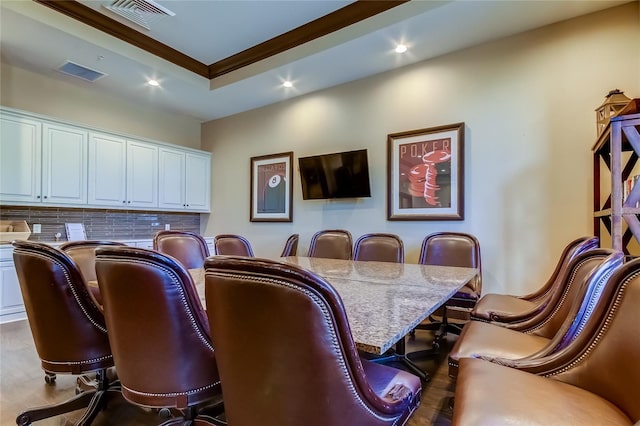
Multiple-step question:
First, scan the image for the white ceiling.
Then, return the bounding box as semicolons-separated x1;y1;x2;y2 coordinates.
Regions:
0;0;629;122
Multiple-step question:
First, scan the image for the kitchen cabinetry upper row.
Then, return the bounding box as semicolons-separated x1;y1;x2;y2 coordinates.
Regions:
158;147;210;211
88;133;158;209
0;109;211;212
0;114;87;205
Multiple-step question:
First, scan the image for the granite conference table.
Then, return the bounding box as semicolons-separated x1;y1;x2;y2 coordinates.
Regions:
192;256;477;379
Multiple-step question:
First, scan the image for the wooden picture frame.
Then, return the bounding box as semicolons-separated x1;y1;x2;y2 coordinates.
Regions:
387;122;464;221
250;151;293;222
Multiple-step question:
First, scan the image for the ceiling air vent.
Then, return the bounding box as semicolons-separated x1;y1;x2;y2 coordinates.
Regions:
104;0;176;30
57;61;107;82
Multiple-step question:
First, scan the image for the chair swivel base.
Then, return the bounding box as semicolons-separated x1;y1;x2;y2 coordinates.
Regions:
158;402;226;426
16;369;120;426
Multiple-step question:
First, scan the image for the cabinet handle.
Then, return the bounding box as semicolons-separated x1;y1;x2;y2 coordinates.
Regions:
128;201;131;204
44;196;48;199
123;201;126;203
37;195;41;199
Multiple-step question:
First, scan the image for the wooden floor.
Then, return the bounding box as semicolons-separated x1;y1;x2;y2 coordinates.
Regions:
0;319;458;425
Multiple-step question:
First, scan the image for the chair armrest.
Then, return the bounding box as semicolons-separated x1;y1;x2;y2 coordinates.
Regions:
473;349;574;377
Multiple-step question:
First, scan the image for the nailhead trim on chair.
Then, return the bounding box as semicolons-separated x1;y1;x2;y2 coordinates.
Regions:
42;355;113;366
544;271;638;378
122;381;221;399
207;271;408;425
526;256;605;334
114;258;215;353
559;267;616;349
21;250;108;334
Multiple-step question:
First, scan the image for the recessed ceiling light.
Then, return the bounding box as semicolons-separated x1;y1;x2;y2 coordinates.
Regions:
148;79;160;87
283;81;293;88
395;44;408;54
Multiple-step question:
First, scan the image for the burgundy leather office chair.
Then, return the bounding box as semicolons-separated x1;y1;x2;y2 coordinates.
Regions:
153;230;210;269
59;240;127;307
204;255;421;426
452;255;640;425
213;233;255;257
412;232;482;348
448;248;622;377
472;236;599;323
307;229;353;260
353;233;404;263
12;241;119;425
95;246;223;424
279;233;299;257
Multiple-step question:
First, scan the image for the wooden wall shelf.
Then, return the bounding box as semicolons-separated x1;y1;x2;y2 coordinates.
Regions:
593;98;640;254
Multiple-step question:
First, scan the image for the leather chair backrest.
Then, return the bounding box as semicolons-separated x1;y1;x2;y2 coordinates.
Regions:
307;229;353;260
524;248;614;338
59;240;127;306
153;230;210;269
59;240;127;283
542;257;640;423
280;233;299;257
214;234;255;257
204;256;418;426
524;236;599;302
95;246;220;409
526;250;623;357
419;232;481;293
353;233;404;263
12;241;112;374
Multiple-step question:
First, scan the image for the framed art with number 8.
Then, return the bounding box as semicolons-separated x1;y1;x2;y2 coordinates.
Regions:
250;151;293;222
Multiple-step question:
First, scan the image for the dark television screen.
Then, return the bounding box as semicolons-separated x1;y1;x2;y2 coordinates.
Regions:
299;149;371;200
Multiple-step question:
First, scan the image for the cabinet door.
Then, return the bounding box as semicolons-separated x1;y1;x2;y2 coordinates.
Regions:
0;114;42;203
134;240;154;249
0;261;25;320
158;147;186;209
42;123;88;205
126;140;158;208
88;133;127;206
185;152;211;211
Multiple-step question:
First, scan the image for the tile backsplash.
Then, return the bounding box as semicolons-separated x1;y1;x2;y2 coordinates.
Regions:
0;206;201;242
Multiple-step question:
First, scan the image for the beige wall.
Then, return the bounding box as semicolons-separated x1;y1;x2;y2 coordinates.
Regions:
0;62;201;149
202;3;640;295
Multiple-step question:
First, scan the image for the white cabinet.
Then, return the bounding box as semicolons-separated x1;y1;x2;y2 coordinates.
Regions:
185;152;211;211
159;148;211;212
0;114;88;205
0;113;42;203
88;133;158;209
42;123;88;205
88;132;126;206
0;245;26;323
126;140;158;208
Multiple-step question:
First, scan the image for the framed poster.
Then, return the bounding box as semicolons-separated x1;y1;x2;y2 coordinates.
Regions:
250;151;293;222
387;122;464;221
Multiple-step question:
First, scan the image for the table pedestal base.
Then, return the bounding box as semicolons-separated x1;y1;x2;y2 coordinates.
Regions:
369;338;430;382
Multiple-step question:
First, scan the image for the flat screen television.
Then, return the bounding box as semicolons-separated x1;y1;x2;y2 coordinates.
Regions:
299;149;372;200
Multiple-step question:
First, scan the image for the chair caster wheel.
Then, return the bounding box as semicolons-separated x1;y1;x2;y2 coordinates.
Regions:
16;413;31;426
44;373;56;384
158;408;172;418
